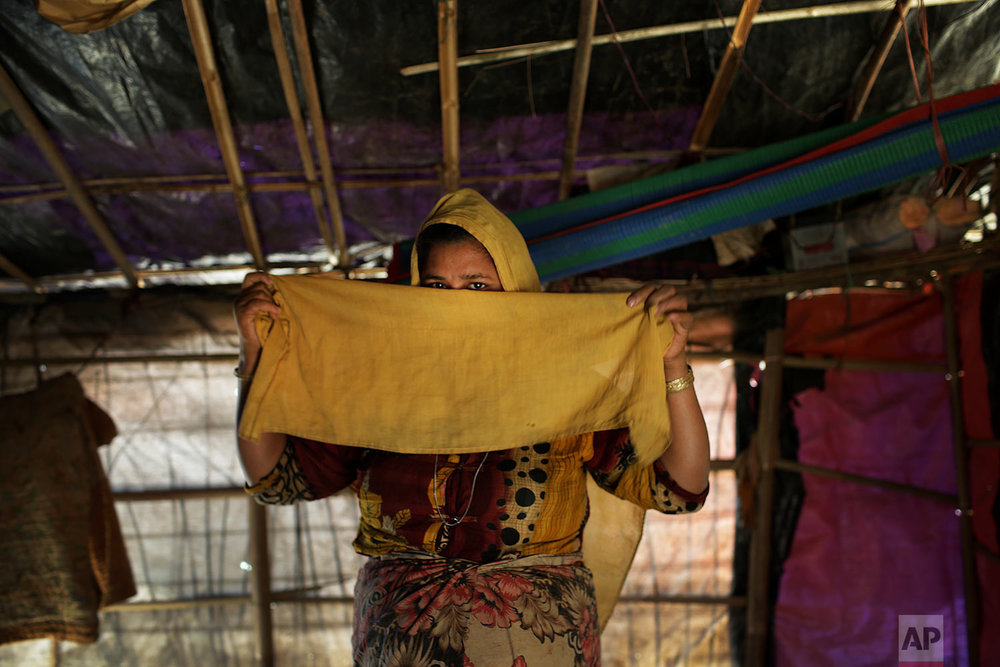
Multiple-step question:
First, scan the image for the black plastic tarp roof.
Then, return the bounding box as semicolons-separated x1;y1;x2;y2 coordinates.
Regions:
0;0;997;287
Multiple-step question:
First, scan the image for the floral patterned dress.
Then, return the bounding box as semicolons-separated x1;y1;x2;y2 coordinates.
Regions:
247;429;707;666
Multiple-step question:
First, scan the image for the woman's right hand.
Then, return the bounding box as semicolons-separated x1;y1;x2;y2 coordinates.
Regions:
233;272;281;373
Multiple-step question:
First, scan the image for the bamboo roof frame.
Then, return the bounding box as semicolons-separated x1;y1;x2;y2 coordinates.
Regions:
848;0;918;121
181;0;266;270
0;223;994;298
941;274;981;666
0;249;39;293
437;0;461;193
0;62;139;289
399;0;978;77
688;0;762;152
264;0;339;264
558;0;599;201
0;148;739;200
286;0;350;267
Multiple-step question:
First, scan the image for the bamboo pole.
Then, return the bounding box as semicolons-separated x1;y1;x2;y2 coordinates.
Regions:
1;232;996;299
0;250;40;293
773;459;957;503
0;262;387;296
689;0;762;152
112;486;245;502
181;0;266;270
1;148;739;202
400;0;978;76
745;328;784;667
248;498;274;667
691;350;946;374
437;0;461;193
558;0;599;201
0;170;575;204
939;275;980;666
104;595;253;613
0;63;140;288
264;0;338;262
286;0;349;267
104;590;748;613
849;0;917;121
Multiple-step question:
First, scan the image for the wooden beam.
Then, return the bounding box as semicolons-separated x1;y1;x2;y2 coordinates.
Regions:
264;0;339;263
112;486;244;502
0;169;576;204
0;63;140;288
286;0;350;267
688;0;762;152
745;328;784;667
558;0;599;201
181;0;266;269
940;275;981;667
401;0;978;77
248;498;274;666
848;0;916;121
437;0;461;193
773;459;956;504
688;350;946;374
0;250;40;293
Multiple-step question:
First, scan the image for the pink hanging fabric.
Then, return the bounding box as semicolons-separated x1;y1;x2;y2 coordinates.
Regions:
774;273;998;666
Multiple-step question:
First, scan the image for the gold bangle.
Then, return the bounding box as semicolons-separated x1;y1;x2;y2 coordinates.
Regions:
665;366;694;394
234;366;254;381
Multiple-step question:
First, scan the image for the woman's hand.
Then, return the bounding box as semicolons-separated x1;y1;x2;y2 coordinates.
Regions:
629;282;708;493
627;282;691;371
233;272;280;374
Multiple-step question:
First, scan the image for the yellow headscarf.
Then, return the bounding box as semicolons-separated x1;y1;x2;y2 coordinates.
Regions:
410;188;541;293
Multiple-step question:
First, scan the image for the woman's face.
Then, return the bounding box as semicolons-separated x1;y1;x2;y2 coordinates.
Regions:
420;240;503;291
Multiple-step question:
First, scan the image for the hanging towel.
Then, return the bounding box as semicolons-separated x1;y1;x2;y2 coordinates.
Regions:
238;277;674;462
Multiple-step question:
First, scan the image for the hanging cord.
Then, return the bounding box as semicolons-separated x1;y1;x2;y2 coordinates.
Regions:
597;0;661;123
896;0;923;104
897;0;969;202
710;0;842;123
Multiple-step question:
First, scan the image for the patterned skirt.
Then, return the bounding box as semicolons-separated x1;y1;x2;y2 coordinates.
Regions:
352;552;601;667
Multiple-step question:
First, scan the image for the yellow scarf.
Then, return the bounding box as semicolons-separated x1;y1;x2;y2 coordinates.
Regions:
238;189;675;627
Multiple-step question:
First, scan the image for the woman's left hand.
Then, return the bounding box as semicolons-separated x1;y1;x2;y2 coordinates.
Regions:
627;282;691;366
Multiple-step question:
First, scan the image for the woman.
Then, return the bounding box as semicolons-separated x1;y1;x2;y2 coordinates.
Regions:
234;189;710;666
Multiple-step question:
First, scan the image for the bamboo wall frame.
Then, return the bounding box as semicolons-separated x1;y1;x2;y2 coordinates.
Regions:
10;313;985;665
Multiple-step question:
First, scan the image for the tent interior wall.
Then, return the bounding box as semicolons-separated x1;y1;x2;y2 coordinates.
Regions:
1;0;999;665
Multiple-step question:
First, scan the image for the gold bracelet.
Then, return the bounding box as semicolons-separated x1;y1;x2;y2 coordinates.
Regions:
665;366;695;394
234;366;254;381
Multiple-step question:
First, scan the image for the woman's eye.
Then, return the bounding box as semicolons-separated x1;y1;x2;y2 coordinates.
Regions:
468;283;487;290
425;282;448;289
